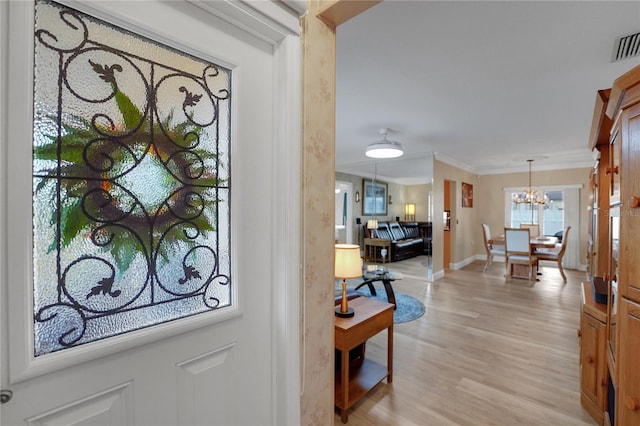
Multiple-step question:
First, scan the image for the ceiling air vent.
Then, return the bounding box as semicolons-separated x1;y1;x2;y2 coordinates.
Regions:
613;32;640;62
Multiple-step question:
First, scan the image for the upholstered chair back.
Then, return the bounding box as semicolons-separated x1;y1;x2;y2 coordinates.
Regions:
374;222;393;240
402;223;420;238
388;222;407;241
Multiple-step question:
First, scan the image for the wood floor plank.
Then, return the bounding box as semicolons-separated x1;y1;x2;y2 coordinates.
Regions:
334;257;596;425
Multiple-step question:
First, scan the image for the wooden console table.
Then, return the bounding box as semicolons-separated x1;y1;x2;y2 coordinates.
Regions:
335;296;394;423
364;237;391;263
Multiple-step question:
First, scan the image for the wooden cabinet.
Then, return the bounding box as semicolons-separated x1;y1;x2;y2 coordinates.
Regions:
581;282;608;424
596;64;640;426
587;65;640;425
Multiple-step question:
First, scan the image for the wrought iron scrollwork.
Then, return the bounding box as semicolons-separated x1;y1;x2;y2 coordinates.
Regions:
32;0;232;355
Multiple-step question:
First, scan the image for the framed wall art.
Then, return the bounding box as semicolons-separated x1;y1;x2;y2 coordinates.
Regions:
462;182;473;208
362;179;387;216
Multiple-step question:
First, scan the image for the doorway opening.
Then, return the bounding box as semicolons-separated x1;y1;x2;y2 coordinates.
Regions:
335;181;353;244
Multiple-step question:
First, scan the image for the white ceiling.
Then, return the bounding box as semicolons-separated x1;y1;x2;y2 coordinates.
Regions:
335;0;640;185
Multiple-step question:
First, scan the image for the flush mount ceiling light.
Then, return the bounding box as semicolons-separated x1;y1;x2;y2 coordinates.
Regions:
365;128;404;159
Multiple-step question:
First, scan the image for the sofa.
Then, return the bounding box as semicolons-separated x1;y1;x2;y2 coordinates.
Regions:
364;221;430;262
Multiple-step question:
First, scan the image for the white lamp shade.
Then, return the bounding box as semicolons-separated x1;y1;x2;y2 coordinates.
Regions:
404;203;416;215
335;244;362;279
366;219;378;230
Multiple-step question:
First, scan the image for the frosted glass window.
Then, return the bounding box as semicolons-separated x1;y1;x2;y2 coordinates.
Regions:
32;0;232;356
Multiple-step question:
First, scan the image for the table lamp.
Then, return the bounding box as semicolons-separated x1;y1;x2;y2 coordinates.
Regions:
367;219;378;238
334;244;362;318
404;203;416;221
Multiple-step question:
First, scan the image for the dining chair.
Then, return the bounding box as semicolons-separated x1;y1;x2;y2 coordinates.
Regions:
534;226;571;282
481;224;504;271
519;223;540;237
504;227;538;282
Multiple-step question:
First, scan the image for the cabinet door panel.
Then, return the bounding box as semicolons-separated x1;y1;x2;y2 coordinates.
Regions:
620;103;640;303
582;313;606;405
618;298;640;426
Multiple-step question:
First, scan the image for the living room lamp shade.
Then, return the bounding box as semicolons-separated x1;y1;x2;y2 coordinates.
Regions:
365;128;404;159
335;244;362;318
404;203;416;221
367;219;378;239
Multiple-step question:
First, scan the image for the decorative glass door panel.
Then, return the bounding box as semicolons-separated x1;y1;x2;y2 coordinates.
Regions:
32;0;231;356
610;127;621;205
607;206;620;367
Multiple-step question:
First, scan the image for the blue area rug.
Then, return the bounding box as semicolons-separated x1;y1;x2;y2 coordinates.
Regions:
336;280;425;324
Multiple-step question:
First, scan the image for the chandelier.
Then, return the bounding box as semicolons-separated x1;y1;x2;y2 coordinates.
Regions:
512;159;548;205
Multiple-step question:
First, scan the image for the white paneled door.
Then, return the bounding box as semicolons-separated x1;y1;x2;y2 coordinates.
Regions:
1;1;301;425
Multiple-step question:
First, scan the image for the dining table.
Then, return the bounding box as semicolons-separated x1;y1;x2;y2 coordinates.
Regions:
489;235;558;279
489;235;558;252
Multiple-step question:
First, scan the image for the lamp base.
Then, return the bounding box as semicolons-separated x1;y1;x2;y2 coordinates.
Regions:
335;306;354;318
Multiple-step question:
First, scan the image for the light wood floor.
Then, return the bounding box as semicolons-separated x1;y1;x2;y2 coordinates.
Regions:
334;256;597;426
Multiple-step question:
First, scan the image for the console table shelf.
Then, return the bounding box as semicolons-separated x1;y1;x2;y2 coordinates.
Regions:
334;358;387;410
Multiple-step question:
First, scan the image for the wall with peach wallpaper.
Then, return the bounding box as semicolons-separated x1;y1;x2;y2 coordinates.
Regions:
300;1;336;424
301;2;385;423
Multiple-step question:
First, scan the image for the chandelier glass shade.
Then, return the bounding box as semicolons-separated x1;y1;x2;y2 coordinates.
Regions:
512;159;548;205
512;189;547;204
366;128;404;159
